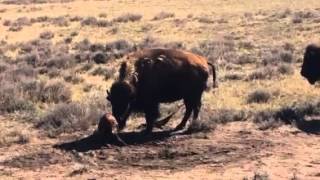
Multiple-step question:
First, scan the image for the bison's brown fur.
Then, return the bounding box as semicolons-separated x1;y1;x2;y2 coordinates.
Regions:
301;44;320;84
107;48;216;133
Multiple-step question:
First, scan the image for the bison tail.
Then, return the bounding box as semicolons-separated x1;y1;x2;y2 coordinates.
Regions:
208;62;217;88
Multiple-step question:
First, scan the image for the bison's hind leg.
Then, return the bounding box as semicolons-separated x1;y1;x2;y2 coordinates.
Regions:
174;90;203;131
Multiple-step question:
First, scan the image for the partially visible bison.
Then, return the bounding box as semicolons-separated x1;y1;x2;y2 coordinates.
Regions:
301;44;320;84
107;48;216;134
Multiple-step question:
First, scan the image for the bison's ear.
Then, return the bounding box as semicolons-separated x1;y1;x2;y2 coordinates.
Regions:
119;62;128;81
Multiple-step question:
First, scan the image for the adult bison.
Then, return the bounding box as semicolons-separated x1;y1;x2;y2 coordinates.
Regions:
106;48;216;134
301;44;320;84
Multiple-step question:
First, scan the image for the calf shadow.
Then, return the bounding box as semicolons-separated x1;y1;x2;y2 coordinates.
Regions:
54;130;176;152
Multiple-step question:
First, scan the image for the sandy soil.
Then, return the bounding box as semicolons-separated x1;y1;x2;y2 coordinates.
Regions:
0;115;319;179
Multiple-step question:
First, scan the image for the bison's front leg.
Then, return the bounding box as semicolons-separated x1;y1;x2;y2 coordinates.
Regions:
174;103;192;131
143;104;160;134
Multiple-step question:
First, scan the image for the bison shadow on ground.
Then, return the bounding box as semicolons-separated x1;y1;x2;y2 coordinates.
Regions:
295;118;320;135
54;130;178;152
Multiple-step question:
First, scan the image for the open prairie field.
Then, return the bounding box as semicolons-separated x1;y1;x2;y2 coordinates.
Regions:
1;0;320;179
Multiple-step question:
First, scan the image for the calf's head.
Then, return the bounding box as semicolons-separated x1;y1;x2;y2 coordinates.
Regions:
301;44;320;84
107;62;137;130
97;113;117;135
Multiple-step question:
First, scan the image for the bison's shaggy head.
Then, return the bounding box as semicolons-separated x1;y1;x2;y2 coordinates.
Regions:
301;44;320;84
107;62;137;130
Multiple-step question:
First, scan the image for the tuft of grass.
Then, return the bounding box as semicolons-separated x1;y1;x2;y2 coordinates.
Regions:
77;63;93;72
96;20;112;27
261;49;293;66
191;40;235;63
253;99;320;130
253;172;269;180
233;54;254;65
45;53;75;69
198;16;215;24
98;13;107;18
34;81;71;104
3;64;36;82
92;51;108;64
187;120;213;133
247;66;276;80
277;63;294;75
69;16;83;22
74;38;91;51
152;12;175;21
64;37;72;44
239;40;255;50
36;102;104;137
80;17;111;27
0;82;34;114
211;109;248;124
224;72;245;81
8;25;22;32
113;13;142;23
20;80;46;102
75;52;90;63
30;16;49;23
80;16;97;26
254;110;284;130
90;66;115;80
247;89;271;104
89;43;105;52
39;31;54;40
200;107;249;126
63;73;84;84
36;92;108;137
0;63;8;73
292;15;303;23
16;53;39;67
46;68;61;78
279;50;293;63
82;84;94;92
0;130;29;147
105;39;133;59
51;16;69;27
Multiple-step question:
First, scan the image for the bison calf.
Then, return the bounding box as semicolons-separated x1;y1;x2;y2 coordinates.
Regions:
95;113;127;145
